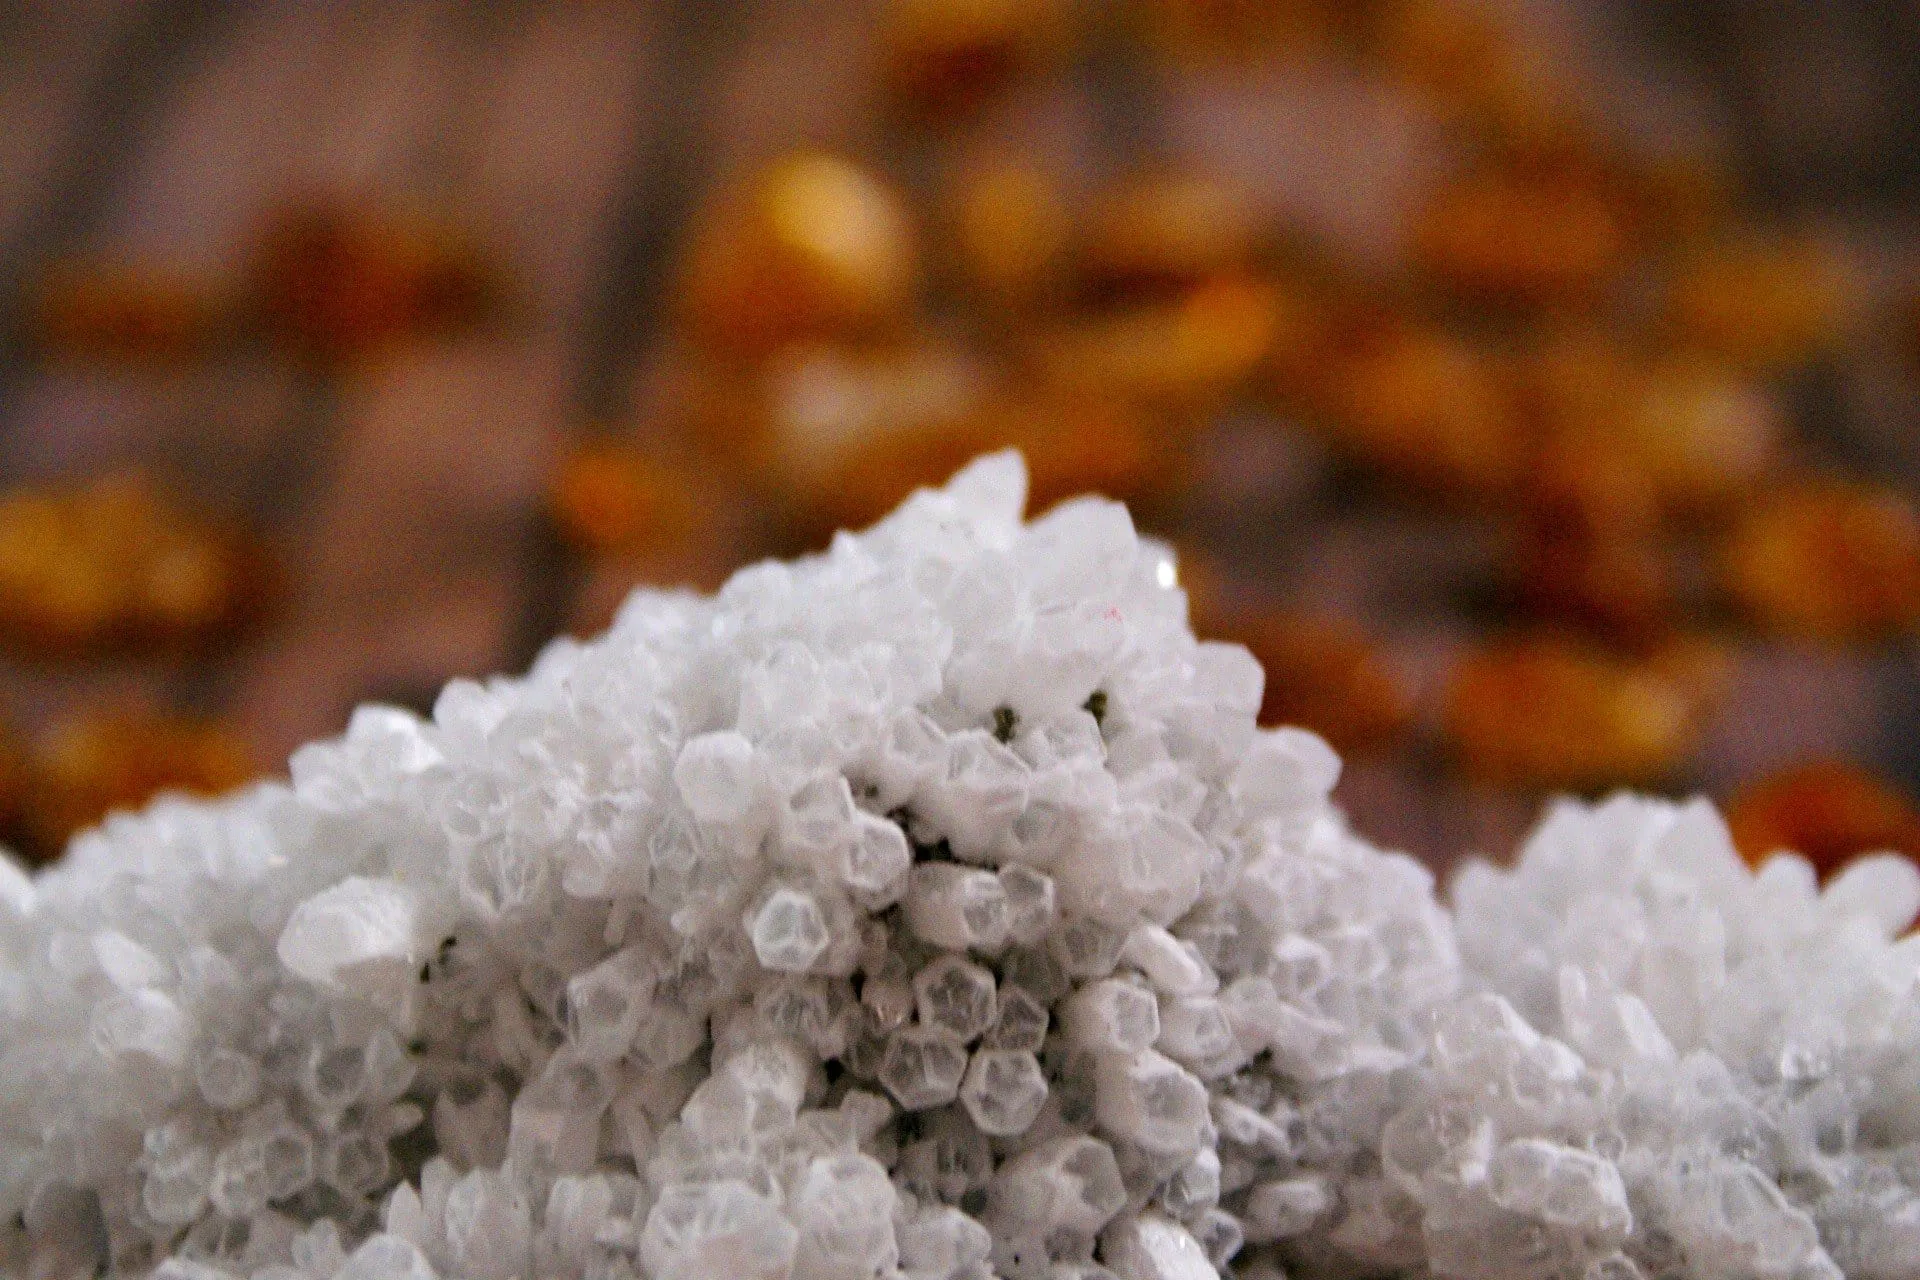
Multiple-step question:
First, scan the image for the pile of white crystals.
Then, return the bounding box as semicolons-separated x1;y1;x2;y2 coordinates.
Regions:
1;454;1917;1280
1422;795;1920;1280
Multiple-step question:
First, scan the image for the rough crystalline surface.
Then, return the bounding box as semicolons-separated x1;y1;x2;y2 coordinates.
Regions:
0;455;1916;1280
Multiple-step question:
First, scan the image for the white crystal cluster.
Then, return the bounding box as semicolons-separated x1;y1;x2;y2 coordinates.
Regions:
0;454;1915;1280
1417;795;1920;1280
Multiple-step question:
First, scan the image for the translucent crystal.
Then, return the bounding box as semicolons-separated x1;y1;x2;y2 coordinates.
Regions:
1154;996;1238;1075
896;1108;995;1206
1486;1138;1631;1240
985;985;1051;1053
92;930;167;991
861;974;916;1034
750;886;833;972
921;730;1031;857
507;1054;611;1178
1053;916;1129;979
1189;1208;1243;1269
845;812;912;905
904;864;1009;952
443;1168;533;1280
1121;924;1217;997
958;1048;1049;1135
898;1201;993;1280
334;1233;436;1280
641;1179;792;1280
1001;864;1060;946
1099;1212;1219;1280
567;944;657;1062
92;988;192;1073
261;1123;316;1201
433;1073;510;1171
1093;1050;1209;1157
276;876;420;1001
302;1041;368;1112
987;1136;1128;1248
675;730;763;825
1062;978;1161;1055
879;1026;971;1111
914;956;1000;1042
1242;1177;1332;1243
208;1135;274;1219
1820;852;1920;938
790;1152;899;1280
1158;1148;1220;1218
7;456;1909;1280
194;1047;261;1110
142;1144;211;1226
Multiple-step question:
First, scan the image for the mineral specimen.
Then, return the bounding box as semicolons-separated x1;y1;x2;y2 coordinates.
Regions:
3;455;1916;1280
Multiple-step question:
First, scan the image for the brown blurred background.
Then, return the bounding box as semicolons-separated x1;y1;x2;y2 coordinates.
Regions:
2;0;1919;877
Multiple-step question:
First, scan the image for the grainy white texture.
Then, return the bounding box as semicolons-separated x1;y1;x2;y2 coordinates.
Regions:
1;456;1915;1280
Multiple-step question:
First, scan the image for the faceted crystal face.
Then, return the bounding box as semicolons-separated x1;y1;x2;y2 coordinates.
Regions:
878;1025;971;1112
1062;977;1161;1054
957;1048;1049;1135
750;887;832;972
913;955;999;1042
984;984;1051;1052
4;455;1910;1280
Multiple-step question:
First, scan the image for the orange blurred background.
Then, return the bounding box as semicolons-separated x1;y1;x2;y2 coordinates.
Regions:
2;0;1919;877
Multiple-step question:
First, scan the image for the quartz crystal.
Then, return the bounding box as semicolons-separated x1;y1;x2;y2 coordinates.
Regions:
2;454;1916;1280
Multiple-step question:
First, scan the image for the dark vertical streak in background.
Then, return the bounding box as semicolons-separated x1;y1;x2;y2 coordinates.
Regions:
0;1;238;444
503;0;745;672
1078;3;1166;169
1625;0;1920;213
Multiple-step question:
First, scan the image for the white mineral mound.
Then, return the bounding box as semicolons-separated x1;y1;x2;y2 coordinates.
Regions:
1;455;1916;1280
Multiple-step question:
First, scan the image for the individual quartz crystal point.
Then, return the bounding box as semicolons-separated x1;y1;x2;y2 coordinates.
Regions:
903;862;1010;951
639;1180;796;1280
1100;1212;1219;1280
1061;977;1162;1055
879;1025;971;1112
913;955;999;1042
5;454;1915;1280
957;1048;1048;1135
749;885;833;971
275;875;422;1002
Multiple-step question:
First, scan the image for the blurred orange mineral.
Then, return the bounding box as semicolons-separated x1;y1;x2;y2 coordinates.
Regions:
1508;439;1671;644
0;475;267;660
1228;611;1414;754
750;338;985;528
1139;0;1342;60
248;197;492;362
1444;635;1700;790
1411;165;1630;309
1321;319;1526;499
1721;480;1920;643
1618;358;1781;514
946;157;1070;310
26;707;256;861
1524;331;1781;515
977;394;1167;515
1030;274;1283;411
1373;0;1519;111
1079;172;1262;298
548;442;707;559
1726;759;1920;878
880;0;1065;119
1371;0;1577;147
1665;234;1857;370
747;336;1169;532
24;259;227;364
680;153;917;360
0;725;28;856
